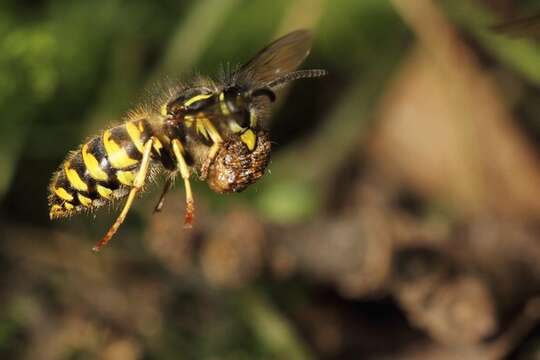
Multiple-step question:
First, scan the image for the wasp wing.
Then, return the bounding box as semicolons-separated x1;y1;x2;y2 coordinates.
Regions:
235;29;313;86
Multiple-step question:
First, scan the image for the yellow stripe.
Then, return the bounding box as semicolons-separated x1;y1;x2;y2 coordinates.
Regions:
77;193;92;207
241;129;256;151
82;144;108;181
184;116;194;128
126;121;144;153
96;184;113;199
54;187;73;202
184;93;213;107
64;164;88;192
103;129;139;169
219;92;230;115
50;204;63;218
153;138;163;155
174;138;185;153
64;202;74;210
196;119;209;140
116;170;135;186
202;118;223;143
228;120;244;133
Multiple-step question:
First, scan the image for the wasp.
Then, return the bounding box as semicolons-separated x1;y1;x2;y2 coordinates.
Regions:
48;29;326;252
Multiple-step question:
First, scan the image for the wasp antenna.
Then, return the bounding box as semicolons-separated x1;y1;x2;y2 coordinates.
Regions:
267;69;327;90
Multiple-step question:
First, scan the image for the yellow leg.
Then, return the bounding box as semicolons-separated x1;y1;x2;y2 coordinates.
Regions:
172;139;195;227
200;142;221;180
153;177;173;213
198;116;223;180
93;137;155;252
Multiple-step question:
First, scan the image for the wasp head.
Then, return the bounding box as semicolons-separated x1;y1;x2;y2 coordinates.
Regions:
203;86;275;193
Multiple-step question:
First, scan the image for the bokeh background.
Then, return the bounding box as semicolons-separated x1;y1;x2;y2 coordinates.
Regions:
3;0;540;358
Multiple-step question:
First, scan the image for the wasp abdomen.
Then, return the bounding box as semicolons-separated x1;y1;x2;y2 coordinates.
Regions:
48;119;157;219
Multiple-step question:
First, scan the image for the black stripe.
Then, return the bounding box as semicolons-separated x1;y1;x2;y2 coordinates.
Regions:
70;151;99;200
55;171;81;206
110;125;142;161
86;136;120;190
136;119;153;144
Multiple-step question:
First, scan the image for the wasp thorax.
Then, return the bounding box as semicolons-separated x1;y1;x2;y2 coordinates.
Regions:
207;131;271;193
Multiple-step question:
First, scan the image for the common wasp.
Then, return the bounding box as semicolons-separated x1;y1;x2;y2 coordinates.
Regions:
48;29;326;252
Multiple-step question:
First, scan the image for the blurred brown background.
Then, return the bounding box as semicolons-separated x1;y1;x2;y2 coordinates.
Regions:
2;0;540;359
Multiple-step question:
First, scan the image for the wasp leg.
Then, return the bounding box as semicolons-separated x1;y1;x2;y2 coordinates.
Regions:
153;177;173;213
172;139;195;227
200;143;221;180
199;117;223;180
92;137;155;252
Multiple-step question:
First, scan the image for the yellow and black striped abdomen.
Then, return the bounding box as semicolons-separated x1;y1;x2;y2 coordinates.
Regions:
48;119;159;219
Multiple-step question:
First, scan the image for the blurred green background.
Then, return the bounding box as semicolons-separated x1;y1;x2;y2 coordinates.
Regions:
4;0;540;359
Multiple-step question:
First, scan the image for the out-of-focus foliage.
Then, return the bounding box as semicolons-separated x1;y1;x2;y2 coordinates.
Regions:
4;0;540;359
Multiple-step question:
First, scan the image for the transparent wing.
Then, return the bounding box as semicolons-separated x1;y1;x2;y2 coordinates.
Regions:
493;14;540;39
235;29;313;86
